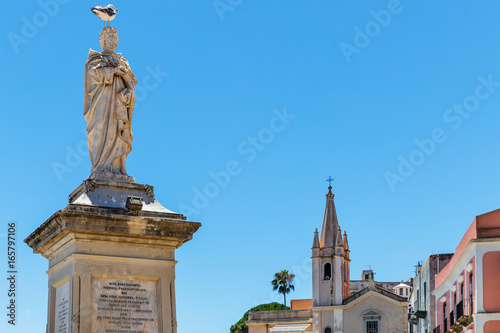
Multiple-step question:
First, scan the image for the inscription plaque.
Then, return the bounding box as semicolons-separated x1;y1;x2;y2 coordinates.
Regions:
54;281;70;333
92;278;158;333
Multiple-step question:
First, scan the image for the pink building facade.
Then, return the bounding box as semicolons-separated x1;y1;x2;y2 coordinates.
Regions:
432;209;500;333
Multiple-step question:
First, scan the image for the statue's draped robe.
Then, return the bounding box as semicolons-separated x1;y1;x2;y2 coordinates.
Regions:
84;49;137;177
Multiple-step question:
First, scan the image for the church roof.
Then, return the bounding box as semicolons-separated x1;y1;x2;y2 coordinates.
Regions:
319;186;342;248
342;284;408;305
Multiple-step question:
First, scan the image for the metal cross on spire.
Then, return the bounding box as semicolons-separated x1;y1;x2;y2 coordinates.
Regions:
326;176;334;187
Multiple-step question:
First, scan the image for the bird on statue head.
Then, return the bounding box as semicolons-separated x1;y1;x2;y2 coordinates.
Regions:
91;4;119;28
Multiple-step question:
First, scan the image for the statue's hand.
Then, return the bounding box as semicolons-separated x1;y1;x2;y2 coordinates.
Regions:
114;66;127;76
117;88;133;106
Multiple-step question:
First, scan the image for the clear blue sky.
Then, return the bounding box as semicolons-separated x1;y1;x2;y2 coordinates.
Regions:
2;1;500;332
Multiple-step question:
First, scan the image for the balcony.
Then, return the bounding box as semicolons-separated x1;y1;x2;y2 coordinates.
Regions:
456;299;473;328
414;310;427;319
441;299;474;333
456;315;473;327
409;315;419;326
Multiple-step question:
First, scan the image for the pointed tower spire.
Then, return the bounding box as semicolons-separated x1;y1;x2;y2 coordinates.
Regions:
335;226;343;246
343;230;349;251
312;228;320;248
319;185;340;248
312;180;350;307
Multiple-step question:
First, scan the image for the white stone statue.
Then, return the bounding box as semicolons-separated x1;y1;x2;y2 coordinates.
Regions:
84;27;137;182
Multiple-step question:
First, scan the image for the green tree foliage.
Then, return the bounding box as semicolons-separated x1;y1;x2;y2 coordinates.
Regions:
230;302;289;333
271;269;295;307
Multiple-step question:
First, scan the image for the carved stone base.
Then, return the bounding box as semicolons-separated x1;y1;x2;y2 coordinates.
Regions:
25;181;201;333
69;179;167;215
90;171;136;183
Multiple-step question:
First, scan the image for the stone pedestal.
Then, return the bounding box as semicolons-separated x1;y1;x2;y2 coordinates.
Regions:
25;179;201;333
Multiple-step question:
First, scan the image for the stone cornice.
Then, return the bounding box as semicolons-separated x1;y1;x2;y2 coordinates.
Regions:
47;254;178;275
25;205;201;255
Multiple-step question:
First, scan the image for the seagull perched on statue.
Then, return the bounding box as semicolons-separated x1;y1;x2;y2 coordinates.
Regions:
91;4;119;27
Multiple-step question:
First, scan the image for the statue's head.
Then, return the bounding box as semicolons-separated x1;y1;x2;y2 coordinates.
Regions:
99;27;119;53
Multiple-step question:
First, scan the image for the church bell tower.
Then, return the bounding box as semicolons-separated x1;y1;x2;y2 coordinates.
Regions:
312;185;350;306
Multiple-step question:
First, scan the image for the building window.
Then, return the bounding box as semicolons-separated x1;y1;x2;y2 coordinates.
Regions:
443;302;447;331
460;283;464;301
453;291;457;321
324;263;331;280
324;327;331;333
365;274;369;280
416;290;420;310
362;310;381;333
423;282;427;311
469;272;473;315
451;292;455;324
366;321;378;333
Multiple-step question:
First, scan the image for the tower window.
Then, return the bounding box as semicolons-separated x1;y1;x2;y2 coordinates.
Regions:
324;263;331;280
325;327;331;333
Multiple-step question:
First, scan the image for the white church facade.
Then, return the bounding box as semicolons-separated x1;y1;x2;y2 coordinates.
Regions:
246;186;409;333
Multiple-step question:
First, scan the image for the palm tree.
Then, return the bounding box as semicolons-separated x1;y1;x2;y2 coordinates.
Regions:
271;269;295;308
